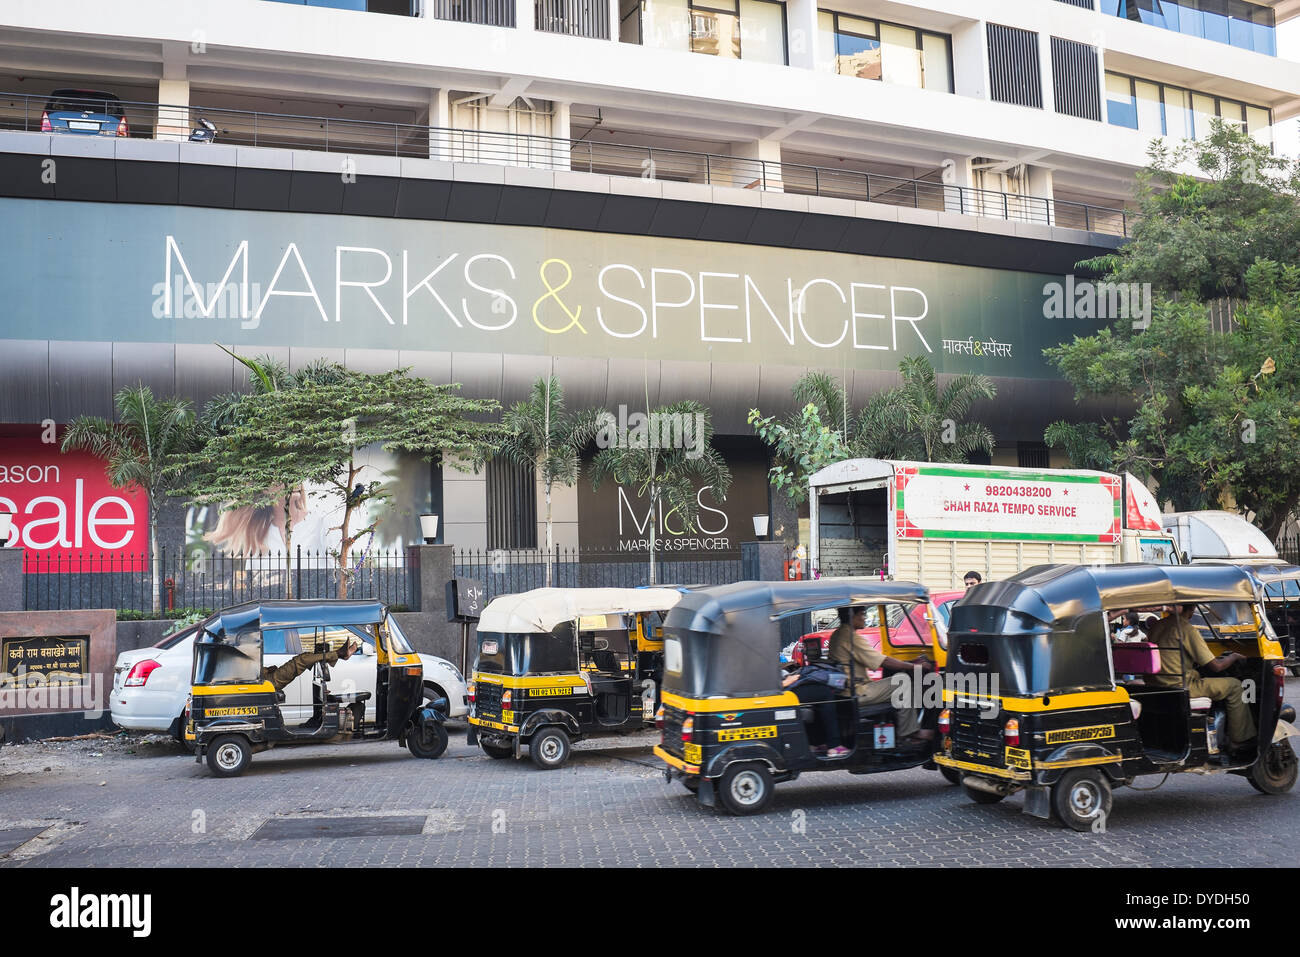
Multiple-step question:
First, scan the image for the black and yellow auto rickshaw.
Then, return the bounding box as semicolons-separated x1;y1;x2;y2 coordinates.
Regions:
188;599;448;777
1218;563;1300;676
653;579;946;815
937;563;1298;830
466;587;683;769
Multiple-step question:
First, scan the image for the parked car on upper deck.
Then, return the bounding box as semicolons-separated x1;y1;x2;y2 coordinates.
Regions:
41;89;128;137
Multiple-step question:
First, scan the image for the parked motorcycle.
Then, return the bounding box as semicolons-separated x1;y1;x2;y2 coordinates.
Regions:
188;117;218;143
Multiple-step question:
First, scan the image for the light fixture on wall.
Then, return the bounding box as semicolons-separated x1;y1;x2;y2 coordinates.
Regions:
0;511;12;547
419;514;440;544
752;514;769;541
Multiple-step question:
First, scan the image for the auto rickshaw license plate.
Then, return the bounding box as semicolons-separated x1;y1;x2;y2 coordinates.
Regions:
1045;725;1114;744
717;725;777;742
1005;746;1031;769
502;710;514;723
683;743;702;764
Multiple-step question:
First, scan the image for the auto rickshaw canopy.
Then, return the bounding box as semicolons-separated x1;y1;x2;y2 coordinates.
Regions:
662;578;931;699
476;587;684;635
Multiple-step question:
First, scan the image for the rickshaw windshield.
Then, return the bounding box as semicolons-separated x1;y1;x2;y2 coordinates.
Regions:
384;616;414;654
193;629;263;685
476;624;578;676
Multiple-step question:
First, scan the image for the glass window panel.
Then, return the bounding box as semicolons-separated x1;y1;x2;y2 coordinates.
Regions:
644;0;691;51
690;8;741;57
1135;80;1163;134
837;31;881;79
739;0;785;64
1191;92;1217;138
817;11;836;71
838;14;875;36
880;22;921;88
1246;105;1271;146
1164;86;1194;139
920;32;951;93
1106;72;1137;129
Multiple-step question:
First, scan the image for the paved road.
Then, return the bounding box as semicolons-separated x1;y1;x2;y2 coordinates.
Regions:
2;708;1298;868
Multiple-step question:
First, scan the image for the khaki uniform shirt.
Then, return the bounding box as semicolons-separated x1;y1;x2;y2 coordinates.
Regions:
828;623;885;693
1145;615;1214;689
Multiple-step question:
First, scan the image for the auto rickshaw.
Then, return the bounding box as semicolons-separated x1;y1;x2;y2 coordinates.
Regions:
653;579;947;816
1210;563;1300;676
188;599;449;777
937;563;1299;830
466;587;683;769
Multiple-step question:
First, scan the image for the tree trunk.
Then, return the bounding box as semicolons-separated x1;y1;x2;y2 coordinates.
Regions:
544;479;554;588
148;500;161;616
337;459;359;599
283;494;295;600
648;479;658;586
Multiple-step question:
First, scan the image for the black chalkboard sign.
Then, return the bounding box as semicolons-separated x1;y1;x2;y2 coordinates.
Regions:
446;579;485;622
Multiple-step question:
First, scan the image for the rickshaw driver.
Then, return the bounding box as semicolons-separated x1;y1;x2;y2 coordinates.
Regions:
828;606;935;745
1146;603;1255;752
261;638;362;692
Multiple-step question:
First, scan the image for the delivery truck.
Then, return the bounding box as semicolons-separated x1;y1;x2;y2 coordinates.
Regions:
1162;510;1279;563
807;459;1181;590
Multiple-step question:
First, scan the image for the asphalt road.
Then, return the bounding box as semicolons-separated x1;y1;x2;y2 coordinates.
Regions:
1;702;1298;868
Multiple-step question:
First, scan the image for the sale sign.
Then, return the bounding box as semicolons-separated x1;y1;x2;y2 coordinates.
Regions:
0;430;148;571
894;464;1120;544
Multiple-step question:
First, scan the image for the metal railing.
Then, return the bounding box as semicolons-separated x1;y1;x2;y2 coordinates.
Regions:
454;546;742;600
0;92;1131;236
23;547;412;616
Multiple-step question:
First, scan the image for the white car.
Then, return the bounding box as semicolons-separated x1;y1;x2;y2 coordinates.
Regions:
111;621;468;741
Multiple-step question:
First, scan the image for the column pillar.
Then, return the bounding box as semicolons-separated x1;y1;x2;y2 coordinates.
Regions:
0;548;23;611
429;88;451;160
157;78;191;144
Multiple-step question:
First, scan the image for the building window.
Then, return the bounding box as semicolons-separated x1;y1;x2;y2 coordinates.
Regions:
628;0;786;63
265;0;416;12
986;23;1042;109
486;458;538;550
1101;0;1276;56
1050;36;1101;121
1017;442;1051;469
428;0;515;24
1105;70;1272;147
817;12;953;93
536;0;610;38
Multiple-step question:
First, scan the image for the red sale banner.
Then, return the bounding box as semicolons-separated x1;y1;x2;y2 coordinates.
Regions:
0;429;149;572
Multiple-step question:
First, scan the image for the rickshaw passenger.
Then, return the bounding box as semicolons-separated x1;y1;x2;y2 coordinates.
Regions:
1146;604;1255;750
828;606;933;744
782;642;849;757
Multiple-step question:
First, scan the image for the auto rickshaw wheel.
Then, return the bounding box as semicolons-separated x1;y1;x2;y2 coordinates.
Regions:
718;762;774;815
940;766;962;786
1051;769;1113;831
1247;740;1298;795
529;728;571;770
481;741;514;759
962;781;1005;804
406;721;448;759
206;734;251;778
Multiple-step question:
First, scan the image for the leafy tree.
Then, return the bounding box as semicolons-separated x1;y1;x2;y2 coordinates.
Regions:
1047;123;1300;538
179;359;501;597
62;385;199;614
749;358;996;507
496;377;601;580
590;400;731;584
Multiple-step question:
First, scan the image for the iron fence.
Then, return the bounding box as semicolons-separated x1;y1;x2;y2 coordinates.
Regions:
0;92;1131;236
1278;536;1300;567
23;547;412;616
454;546;743;601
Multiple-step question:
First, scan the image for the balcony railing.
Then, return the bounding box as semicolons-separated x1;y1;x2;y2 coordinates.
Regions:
0;93;1131;236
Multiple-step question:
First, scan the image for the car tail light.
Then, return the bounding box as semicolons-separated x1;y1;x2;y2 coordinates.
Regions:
1275;666;1286;708
681;715;695;743
938;709;951;735
116;116;128;137
1003;718;1020;747
40;111;52;133
124;659;161;687
501;689;512;709
654;706;664;730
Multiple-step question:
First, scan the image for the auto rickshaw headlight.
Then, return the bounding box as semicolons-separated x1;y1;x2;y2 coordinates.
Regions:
938;709;951;735
1003;718;1020;747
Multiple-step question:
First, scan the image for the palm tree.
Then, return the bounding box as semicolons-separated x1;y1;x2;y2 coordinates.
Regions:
496;377;601;583
590;399;731;585
62;385;198;614
864;355;996;462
